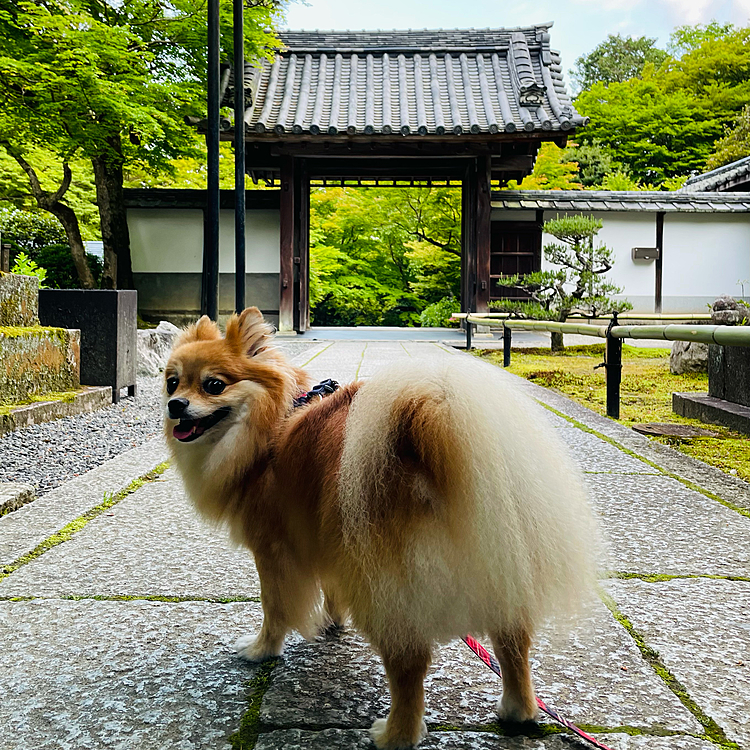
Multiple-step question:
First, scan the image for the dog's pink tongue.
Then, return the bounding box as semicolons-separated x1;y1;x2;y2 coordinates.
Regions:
173;424;195;440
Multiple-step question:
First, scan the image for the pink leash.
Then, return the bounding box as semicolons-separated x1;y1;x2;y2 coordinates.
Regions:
462;635;614;750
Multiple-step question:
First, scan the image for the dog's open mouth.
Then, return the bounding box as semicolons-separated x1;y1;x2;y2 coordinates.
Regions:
173;407;231;442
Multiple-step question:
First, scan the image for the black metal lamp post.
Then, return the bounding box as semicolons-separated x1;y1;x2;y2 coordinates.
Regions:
233;0;246;314
206;0;221;321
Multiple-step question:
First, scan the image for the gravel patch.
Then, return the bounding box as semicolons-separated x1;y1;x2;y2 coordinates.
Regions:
0;376;163;496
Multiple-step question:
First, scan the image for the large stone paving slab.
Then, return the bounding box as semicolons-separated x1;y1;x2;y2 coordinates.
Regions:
586;474;750;576
605;578;750;748
0;470;260;599
0;599;263;750
260;602;700;733
555;428;658;475
303;341;368;383
0;438;169;568
255;729;714;749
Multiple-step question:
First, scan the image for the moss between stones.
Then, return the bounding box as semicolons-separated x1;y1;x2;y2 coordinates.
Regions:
600;591;739;748
0;462;169;582
229;659;279;749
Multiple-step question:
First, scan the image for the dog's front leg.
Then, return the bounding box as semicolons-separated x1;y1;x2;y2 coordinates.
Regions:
235;554;308;662
370;644;431;749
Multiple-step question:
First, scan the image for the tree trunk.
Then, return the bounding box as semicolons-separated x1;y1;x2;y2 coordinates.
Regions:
551;331;565;353
2;144;95;288
47;202;96;289
92;135;133;290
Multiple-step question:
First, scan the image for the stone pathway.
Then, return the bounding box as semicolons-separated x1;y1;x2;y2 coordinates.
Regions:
1;341;748;750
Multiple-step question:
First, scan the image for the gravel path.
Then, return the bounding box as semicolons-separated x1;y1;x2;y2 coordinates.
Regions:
0;342;320;497
0;377;164;496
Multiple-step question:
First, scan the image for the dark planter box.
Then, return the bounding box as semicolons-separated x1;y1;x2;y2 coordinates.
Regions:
708;343;750;408
38;290;137;403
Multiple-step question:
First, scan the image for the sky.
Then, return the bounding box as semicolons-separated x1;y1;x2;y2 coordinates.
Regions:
282;0;750;76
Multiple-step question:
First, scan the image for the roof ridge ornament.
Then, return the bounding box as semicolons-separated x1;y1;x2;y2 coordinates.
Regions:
508;32;546;108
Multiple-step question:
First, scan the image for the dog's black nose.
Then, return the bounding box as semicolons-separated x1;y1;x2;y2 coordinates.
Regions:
168;397;189;419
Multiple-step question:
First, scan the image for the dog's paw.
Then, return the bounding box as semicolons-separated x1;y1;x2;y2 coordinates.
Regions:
369;716;427;749
234;633;283;662
496;694;538;724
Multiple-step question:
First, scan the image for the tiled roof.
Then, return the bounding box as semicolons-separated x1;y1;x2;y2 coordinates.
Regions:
491;190;750;212
239;26;586;137
681;156;750;193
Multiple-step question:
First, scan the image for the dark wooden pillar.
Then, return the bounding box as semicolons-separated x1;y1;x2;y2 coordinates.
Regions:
655;212;664;313
461;159;477;313
476;154;492;313
297;163;310;332
279;155;296;332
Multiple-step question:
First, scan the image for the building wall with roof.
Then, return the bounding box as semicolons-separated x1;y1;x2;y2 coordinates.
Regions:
491;200;750;313
125;194;280;326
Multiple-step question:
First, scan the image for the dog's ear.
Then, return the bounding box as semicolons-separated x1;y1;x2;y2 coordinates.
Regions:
174;315;221;348
225;306;274;357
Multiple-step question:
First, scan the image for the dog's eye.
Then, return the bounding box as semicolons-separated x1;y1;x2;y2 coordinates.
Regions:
166;377;179;395
203;378;226;395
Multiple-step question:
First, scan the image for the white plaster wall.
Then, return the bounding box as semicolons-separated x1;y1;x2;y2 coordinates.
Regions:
128;208;280;274
662;213;750;301
540;211;658;310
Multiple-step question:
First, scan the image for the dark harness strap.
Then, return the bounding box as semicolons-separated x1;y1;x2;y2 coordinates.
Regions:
293;378;340;409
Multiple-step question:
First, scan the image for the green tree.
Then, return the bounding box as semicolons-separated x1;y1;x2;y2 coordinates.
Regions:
562;141;614;188
706;104;750;169
0;0;280;289
667;21;736;56
504;142;583;190
574;24;750;185
489;215;631;351
571;34;668;91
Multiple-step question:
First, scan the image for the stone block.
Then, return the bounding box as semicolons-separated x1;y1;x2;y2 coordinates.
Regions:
0;272;38;326
0;327;80;403
669;340;708;374
708;343;750;407
673;391;750;436
39;289;137;402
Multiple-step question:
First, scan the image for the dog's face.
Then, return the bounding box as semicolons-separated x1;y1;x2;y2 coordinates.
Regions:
163;307;294;450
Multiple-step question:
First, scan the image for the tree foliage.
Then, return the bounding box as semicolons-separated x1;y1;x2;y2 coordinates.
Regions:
0;0;282;288
571;34;668;91
489;215;631;350
505;143;583;190
573;24;750;185
706;105;750;169
309;188;461;326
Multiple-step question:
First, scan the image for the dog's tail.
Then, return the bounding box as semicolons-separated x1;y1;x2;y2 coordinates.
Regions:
338;355;600;640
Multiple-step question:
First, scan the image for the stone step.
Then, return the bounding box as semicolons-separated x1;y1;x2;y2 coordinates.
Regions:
0;272;38;327
0;385;111;437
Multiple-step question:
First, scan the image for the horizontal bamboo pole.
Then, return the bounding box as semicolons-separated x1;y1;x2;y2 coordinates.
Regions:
452;312;712;321
465;317;750;347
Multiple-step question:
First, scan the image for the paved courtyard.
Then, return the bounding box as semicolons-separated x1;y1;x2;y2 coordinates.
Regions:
1;340;749;750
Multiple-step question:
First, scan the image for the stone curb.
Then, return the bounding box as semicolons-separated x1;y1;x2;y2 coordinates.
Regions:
0;385;112;437
0;482;35;516
492;365;750;513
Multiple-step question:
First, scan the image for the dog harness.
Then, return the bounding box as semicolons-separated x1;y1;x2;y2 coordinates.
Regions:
293;378;339;409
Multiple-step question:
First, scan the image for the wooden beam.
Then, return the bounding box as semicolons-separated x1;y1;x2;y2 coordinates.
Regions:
279;155;295;332
298;162;311;332
655;212;664;314
476;154;491;313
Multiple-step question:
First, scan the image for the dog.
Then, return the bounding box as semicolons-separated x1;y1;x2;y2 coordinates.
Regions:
163;307;599;749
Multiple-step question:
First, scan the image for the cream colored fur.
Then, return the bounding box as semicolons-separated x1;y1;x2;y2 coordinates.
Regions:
338;356;600;647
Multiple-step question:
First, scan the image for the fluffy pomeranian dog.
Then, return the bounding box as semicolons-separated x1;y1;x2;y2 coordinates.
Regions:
164;307;599;749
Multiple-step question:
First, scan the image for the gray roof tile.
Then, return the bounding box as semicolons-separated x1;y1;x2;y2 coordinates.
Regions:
240;26;583;137
682;156;750;193
490;190;750;213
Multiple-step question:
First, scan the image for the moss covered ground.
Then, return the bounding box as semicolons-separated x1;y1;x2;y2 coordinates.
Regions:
476;344;750;483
